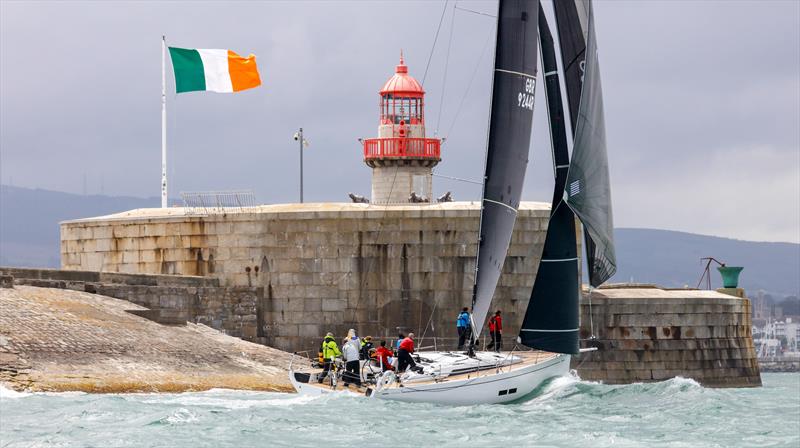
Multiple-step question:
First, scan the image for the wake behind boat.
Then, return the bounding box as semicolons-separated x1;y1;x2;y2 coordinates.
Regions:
290;0;615;406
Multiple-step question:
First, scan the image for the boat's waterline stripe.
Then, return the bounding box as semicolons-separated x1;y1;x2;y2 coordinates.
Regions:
495;68;536;79
483;198;518;213
520;328;579;332
540;257;578;263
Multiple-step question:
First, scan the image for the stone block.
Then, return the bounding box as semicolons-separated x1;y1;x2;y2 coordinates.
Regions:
298;324;322;338
0;275;13;288
322;299;346;312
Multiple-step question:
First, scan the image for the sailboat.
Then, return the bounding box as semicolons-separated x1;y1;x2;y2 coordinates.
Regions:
289;0;616;405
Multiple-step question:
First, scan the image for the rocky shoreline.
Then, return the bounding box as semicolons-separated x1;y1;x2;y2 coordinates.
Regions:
0;285;305;393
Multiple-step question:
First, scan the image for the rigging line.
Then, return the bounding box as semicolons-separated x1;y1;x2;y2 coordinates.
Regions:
352;163;402;329
587;285;596;339
444;26;494;140
431;172;482;185
469;0;500;335
435;1;457;136
421;0;450;87
453;4;496;18
356;164;399;287
419;296;440;346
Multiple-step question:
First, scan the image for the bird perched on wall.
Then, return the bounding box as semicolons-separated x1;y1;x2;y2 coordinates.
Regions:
348;193;369;204
409;192;429;203
437;191;453;203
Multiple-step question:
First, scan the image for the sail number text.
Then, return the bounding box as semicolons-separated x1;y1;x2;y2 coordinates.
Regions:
517;78;535;111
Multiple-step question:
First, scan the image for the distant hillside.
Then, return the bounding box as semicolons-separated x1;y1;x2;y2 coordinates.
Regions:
0;185;157;267
609;228;799;298
1;185;797;298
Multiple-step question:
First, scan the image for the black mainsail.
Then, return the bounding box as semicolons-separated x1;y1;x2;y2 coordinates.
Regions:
518;7;580;354
471;0;540;339
555;0;617;287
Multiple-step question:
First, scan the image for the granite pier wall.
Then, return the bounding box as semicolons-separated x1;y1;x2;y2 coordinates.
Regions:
574;285;761;387
49;202;761;387
0;267;265;344
2;268;760;387
59;202;553;353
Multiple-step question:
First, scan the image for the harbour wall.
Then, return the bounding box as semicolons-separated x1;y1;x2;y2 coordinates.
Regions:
1;268;760;387
53;201;760;387
0;267;265;343
575;285;761;387
59;202;553;352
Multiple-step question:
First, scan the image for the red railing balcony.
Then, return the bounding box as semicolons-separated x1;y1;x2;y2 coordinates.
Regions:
362;137;441;161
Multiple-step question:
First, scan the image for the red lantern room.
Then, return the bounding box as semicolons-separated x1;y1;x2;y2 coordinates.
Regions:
363;52;441;204
379;52;425;130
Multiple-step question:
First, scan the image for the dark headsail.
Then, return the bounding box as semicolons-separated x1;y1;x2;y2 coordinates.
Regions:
471;0;540;338
555;0;617;287
518;6;580;355
553;0;588;129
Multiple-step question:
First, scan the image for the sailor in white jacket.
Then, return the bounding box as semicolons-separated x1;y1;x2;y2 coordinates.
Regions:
342;331;362;387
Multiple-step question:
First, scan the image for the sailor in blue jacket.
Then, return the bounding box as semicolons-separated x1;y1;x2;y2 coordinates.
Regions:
456;307;471;350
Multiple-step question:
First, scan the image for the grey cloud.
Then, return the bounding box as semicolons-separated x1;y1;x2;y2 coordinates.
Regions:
1;1;797;242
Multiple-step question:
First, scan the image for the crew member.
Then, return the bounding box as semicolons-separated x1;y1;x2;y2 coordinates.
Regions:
456;307;470;350
397;333;422;373
487;310;503;352
374;340;394;371
318;332;341;384
342;331;362;387
395;333;405;350
360;336;374;360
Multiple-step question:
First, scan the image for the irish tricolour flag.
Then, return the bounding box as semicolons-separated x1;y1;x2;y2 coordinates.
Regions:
168;47;261;94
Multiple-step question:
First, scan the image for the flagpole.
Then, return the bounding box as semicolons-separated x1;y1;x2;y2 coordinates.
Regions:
161;35;168;208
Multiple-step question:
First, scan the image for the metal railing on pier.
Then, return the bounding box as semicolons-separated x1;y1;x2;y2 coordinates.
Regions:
181;190;258;215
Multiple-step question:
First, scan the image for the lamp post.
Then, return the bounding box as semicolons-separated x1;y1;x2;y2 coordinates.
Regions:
293;128;310;203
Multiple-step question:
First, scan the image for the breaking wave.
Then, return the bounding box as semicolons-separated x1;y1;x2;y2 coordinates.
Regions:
0;384;31;399
1;374;798;447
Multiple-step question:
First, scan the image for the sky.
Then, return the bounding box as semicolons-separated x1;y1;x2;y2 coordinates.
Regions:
1;0;798;243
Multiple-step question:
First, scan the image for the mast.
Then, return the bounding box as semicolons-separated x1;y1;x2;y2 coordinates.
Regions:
161;35;168;208
554;0;616;287
518;6;580;354
471;0;540;343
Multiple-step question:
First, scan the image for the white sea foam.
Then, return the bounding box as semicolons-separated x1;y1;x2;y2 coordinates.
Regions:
666;376;702;387
0;384;31;399
135;390;323;409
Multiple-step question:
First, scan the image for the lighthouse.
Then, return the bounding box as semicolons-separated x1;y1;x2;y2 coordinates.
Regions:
362;53;441;204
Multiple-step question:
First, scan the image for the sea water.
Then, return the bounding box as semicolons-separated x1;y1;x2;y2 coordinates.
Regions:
1;373;798;447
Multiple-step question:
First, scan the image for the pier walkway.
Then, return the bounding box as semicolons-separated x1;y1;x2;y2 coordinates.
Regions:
0;285;300;393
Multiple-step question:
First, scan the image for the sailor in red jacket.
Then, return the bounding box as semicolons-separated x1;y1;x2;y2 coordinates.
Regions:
487;310;503;352
397;333;422;373
374;340;394;371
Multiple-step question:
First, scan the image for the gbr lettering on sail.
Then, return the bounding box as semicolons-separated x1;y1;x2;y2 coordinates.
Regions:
517;77;535;110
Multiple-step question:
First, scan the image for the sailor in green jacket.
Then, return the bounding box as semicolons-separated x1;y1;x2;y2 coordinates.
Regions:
318;332;341;384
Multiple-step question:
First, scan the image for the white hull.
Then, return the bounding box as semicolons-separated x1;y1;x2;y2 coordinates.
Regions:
370;353;570;405
289;350;570;405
